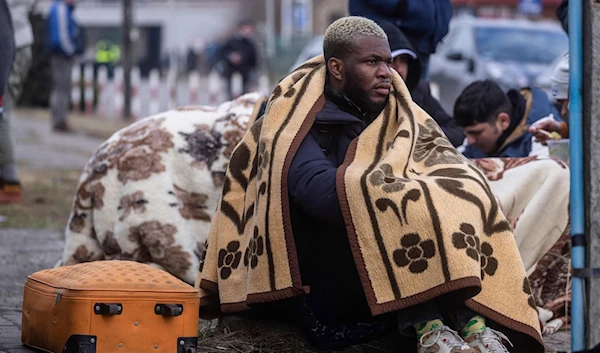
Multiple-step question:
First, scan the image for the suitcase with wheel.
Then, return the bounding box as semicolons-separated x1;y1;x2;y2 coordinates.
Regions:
21;260;199;353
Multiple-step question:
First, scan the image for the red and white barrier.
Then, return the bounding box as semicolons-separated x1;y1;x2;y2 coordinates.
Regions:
71;65;81;112
148;69;160;115
113;66;124;119
96;66;108;116
208;70;221;105
131;66;141;120
230;72;243;100
83;65;94;114
188;71;200;105
167;70;177;110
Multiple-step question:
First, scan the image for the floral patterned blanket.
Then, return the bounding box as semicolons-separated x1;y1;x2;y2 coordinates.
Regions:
195;56;542;351
59;93;266;284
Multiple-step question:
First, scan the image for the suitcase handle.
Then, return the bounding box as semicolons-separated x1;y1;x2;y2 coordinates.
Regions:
155;303;183;317
93;303;122;315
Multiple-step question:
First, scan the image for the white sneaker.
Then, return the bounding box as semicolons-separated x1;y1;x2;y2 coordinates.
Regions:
418;326;479;353
465;327;513;353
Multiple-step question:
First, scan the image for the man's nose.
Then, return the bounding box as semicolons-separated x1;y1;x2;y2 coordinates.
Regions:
467;135;476;145
377;63;391;78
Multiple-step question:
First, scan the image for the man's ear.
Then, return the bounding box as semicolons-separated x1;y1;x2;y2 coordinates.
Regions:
497;112;511;131
327;57;344;82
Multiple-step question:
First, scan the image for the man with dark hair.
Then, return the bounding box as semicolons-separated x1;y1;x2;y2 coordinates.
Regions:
454;80;566;158
220;20;257;100
377;20;464;147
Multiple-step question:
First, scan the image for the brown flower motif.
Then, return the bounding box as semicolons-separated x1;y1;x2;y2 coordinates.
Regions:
370;164;408;193
118;191;148;221
523;277;537;309
117;146;166;184
172;185;211;221
257;141;270;180
244;227;265;269
452;223;481;261
218;241;242;280
69;211;87;233
393;233;436;273
178;125;223;169
480;242;498;279
199;240;208;273
413;119;463;167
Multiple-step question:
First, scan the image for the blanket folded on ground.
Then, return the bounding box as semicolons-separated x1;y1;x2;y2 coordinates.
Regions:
196;56;542;351
60;93;265;283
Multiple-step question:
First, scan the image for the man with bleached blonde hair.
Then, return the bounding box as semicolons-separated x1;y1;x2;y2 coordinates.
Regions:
197;16;541;353
284;17;512;353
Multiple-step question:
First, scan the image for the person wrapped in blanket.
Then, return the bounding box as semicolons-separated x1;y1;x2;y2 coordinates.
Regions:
258;17;539;353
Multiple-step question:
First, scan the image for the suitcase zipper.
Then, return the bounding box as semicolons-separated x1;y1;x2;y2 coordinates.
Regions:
55;290;62;306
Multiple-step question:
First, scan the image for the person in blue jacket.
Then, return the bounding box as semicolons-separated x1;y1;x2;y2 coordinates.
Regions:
454;80;567;158
349;0;452;79
47;0;83;132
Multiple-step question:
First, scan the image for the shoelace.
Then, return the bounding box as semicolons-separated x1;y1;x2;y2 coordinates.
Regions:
420;326;471;350
479;328;514;353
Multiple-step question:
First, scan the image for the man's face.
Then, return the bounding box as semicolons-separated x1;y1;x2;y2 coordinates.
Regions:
341;36;392;115
390;55;409;82
462;119;504;153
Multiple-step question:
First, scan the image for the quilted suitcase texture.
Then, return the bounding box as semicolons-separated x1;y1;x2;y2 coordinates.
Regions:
21;260;199;353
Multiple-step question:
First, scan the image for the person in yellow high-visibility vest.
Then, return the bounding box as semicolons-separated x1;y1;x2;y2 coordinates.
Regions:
95;39;119;78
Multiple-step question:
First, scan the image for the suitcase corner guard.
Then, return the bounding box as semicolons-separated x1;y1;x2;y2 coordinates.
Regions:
64;334;97;353
178;337;197;353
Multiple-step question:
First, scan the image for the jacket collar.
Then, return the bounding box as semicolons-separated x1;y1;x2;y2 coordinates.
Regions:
496;88;533;152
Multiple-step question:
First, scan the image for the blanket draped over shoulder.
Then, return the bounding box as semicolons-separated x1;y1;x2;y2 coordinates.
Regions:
196;56;543;350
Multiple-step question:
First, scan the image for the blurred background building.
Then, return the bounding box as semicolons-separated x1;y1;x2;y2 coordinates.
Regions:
21;0;566;114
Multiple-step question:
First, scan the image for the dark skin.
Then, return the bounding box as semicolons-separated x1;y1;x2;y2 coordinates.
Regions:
327;35;392;119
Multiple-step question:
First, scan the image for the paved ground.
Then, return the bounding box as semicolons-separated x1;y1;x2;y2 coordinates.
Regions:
0;229;64;353
0;109;572;352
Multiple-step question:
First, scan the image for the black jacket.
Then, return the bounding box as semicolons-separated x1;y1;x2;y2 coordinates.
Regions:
220;34;257;73
288;90;371;324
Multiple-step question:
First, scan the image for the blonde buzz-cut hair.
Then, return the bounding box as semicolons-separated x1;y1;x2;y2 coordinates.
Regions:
323;16;387;62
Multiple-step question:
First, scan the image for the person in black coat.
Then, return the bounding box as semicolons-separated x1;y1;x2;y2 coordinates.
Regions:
378;21;465;147
220;20;257;100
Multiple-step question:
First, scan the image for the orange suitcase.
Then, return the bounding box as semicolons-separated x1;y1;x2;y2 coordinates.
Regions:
21;261;199;353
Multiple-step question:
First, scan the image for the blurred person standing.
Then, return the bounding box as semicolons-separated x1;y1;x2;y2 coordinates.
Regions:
219;20;257;100
47;0;84;132
349;0;452;79
0;0;36;203
0;0;17;202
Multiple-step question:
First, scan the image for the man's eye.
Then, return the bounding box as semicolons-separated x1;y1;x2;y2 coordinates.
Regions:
367;60;376;64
